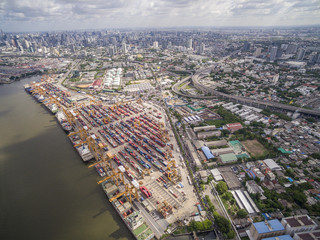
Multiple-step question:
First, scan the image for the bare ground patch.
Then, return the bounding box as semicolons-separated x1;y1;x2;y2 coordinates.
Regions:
241;139;268;157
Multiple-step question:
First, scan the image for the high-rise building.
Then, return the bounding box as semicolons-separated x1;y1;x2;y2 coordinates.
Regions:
243;41;251;51
199;43;205;54
254;48;262;57
308;52;318;64
122;42;127;53
269;46;278;61
286;44;298;54
153;41;158;48
296;48;305;61
187;38;193;49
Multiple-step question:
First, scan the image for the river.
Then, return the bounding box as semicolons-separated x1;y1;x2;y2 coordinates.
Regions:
0;76;133;240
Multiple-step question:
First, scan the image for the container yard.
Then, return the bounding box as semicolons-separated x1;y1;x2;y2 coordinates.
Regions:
25;76;199;240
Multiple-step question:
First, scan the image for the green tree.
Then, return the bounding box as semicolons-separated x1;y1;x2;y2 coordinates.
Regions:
216;181;228;195
237;209;248;218
292;191;307;206
222;192;233;201
214;213;232;235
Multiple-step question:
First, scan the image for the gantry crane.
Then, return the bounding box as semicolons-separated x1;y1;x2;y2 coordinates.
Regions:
166;159;180;183
62;107;77;126
158;200;173;218
141;168;151;179
68;127;87;141
97;168;124;185
88;151;114;170
109;183;139;204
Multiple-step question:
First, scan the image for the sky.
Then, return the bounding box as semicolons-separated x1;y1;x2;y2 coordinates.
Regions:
0;0;320;32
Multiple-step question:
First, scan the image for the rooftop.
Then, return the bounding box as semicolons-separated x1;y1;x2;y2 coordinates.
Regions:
283;215;316;228
262;235;293;240
253;219;284;234
201;146;214;160
220;153;237;163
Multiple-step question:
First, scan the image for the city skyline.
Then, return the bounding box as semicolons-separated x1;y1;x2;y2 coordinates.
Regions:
1;0;320;32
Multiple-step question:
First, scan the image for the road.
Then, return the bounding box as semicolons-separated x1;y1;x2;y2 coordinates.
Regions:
134;202;165;239
171;60;320;118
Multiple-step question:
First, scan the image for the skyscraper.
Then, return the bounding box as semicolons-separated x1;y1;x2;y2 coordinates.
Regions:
199;43;205;54
153;41;158;48
122;42;127;53
296;48;305;61
243;41;251;51
269;46;278;61
187;38;193;49
254;48;262;57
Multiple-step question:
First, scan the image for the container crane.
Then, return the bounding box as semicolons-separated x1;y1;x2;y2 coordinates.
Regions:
97;168;124;185
141;168;151;179
109;183;139;204
166;159;180;183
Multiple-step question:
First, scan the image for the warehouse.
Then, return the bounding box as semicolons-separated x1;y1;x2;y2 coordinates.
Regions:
193;125;216;132
263;159;282;171
201;146;214;160
226;123;243;132
210;168;223;181
206;140;228;147
197;130;221;139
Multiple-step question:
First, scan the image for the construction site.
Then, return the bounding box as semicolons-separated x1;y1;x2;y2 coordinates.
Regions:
27;77;199;239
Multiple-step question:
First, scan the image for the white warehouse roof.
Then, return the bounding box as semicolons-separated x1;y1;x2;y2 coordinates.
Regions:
263;159;282;171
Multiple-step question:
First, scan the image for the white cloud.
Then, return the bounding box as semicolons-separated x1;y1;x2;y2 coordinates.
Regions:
0;0;319;32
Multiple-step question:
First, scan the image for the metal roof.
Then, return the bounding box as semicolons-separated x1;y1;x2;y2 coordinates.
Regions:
262;235;293;240
253;219;284;234
201;146;214;160
263;159;281;170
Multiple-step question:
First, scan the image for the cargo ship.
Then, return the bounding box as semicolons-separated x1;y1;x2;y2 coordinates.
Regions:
95;164;106;177
24;84;32;94
68;133;94;162
56;111;72;132
102;180;154;240
33;94;45;103
43;100;59;114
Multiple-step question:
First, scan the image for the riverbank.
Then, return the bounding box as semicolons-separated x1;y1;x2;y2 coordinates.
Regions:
0;76;133;240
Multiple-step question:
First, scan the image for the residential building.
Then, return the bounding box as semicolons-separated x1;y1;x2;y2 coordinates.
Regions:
293;230;320;240
281;215;318;236
262;235;294;240
248;219;285;240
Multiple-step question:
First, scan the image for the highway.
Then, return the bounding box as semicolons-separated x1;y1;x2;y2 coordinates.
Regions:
172;63;320;118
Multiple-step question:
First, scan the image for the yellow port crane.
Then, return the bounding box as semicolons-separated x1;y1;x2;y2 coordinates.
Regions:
109;183;139;204
62;107;77;126
158;200;173;218
97;168;124;186
109;190;126;203
68;127;87;141
141;168;151;179
88;151;114;170
166;159;180;183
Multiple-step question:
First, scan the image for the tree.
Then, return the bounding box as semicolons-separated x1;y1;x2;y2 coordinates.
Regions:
292;191;307;206
222;192;233;201
216;181;228;195
214;213;232;234
237;209;248;218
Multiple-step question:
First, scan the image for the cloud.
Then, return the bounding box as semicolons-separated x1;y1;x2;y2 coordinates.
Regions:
0;0;319;32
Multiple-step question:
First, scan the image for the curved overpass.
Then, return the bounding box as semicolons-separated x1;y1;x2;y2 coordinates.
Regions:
171;66;320;118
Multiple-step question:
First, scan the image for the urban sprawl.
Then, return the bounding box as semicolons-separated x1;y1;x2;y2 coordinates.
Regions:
1;27;320;240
